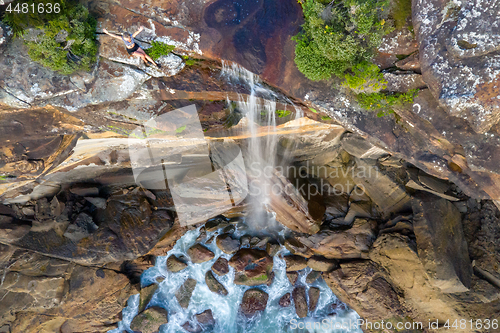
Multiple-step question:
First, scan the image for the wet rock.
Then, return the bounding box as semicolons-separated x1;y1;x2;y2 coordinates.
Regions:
175;278;197;309
205;217;229;232
308;287;320;312
306;271;321;284
187;244;215;264
267;171;322;234
139;283;159;313
307;256;338;272
287;272;299;286
412;196;473;292
222;224;235;234
266;242;280;257
211;257;229;276
279;293;291;307
292;286;308;318
216;233;240;254
283;255;307;272
130;306;168;333
182;321;202;333
284;237;315;258
229;249;273;286
205;270;228;296
195;309;215;328
240;288;269;317
166;255;188;273
297;219;378;259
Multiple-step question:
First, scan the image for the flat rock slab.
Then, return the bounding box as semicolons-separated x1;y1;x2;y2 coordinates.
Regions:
412;196;473;292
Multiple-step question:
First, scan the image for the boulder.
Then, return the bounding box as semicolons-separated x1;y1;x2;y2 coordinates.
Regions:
307;256;338;272
205;217;229;232
166;254;188;272
297;219;378;259
211;257;229;276
229;249;273;286
266;242;280;257
216;233;240;254
306;271;321;284
308;287;320;311
283;255;307;272
279;293;291;307
412;196;473;292
130;306;168;333
175;278;197;309
292;286;308;318
139;283;158;313
205;270;228;296
187;244;215;264
239;289;268;317
286;272;299;286
195;309;215;328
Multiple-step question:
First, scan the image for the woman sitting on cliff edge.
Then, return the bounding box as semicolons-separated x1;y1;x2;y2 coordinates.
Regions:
103;26;160;68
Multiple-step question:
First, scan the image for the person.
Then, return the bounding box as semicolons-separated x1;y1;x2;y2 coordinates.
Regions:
103;26;160;68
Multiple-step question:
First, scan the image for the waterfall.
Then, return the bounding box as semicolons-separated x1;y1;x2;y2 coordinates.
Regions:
109;61;362;333
220;60;302;234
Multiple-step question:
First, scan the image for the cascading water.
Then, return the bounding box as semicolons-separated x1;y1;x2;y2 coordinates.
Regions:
220;60;299;234
111;226;362;333
109;62;363;333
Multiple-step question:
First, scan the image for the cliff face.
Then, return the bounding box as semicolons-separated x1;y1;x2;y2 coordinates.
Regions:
1;0;500;332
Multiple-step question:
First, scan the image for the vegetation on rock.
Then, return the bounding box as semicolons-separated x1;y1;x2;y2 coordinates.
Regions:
145;41;175;60
343;61;387;93
2;0;98;74
292;0;391;81
391;0;413;30
356;88;419;117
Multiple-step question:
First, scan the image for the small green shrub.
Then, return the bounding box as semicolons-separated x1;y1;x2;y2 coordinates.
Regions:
185;59;196;66
2;0;97;74
276;109;292;118
391;0;412;30
145;41;175;60
293;0;392;81
343;61;387;93
356;89;419;117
